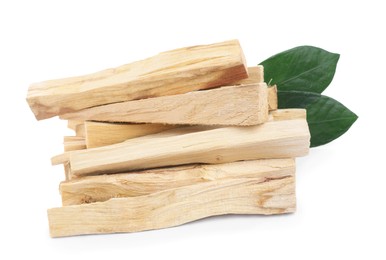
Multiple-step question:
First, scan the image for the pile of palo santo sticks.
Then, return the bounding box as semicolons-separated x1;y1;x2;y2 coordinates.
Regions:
26;40;310;237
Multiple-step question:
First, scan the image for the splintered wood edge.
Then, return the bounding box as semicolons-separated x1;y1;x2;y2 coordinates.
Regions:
28;39;248;120
48;162;296;237
60;158;295;206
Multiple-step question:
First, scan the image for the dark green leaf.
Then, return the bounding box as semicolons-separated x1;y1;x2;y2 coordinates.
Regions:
260;46;340;93
278;91;358;147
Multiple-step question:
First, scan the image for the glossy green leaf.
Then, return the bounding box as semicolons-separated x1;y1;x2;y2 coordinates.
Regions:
260;46;340;93
278;91;358;147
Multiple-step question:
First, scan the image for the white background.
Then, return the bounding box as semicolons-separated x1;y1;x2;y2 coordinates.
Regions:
1;0;385;259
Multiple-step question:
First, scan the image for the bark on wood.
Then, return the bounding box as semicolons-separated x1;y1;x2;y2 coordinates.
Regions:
27;40;248;120
60;158;295;206
48;159;296;237
68;115;309;177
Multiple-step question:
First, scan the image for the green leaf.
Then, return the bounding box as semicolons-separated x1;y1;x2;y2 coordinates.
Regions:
278;91;358;147
260;46;340;93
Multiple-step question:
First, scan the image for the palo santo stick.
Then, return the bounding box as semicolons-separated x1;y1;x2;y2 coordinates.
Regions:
60;84;269;126
68;115;309;176
51;109;306;166
60;159;295;206
51;125;217;166
85;123;176;148
65;66;269;147
27;40;248;120
67;120;82;131
49;159;296;237
268;85;278;110
231;66;264;85
63;137;86;151
75;124;85;137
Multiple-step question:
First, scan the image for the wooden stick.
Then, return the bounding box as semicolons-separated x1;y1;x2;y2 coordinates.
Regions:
60;158;295;206
27;40;248;120
75;124;85;137
49;159;295;237
68;115;309;176
67;120;82;131
51;109;306;166
60;84;269;126
85;122;176;148
232;66;264;85
63;137;86;152
268;85;278;110
64;65;268;147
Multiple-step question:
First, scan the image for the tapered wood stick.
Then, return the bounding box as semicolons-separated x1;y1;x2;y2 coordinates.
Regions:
51;109;306;166
68;115;309;176
48;159;296;237
60;159;295;206
27;40;248;120
60;84;269;126
85;122;176;148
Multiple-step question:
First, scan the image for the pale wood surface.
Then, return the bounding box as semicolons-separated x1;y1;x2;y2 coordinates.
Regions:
49;159;296;237
68;115;309;176
51;109;307;166
27;40;248;120
230;66;264;85
67;120;82;130
85;122;176;148
75;124;85;137
63;65;273;148
60;84;269;126
269;108;306;120
63;136;86;151
60;159;295;206
268;85;278;110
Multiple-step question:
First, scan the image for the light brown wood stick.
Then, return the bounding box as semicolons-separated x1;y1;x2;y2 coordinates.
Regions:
68;115;309;176
63;137;86;152
67;120;82;131
268;85;278;110
60;159;295;206
27;40;248;120
85;122;176;148
231;66;264;85
51;109;306;166
75;124;85;137
49;159;296;237
60;84;269;126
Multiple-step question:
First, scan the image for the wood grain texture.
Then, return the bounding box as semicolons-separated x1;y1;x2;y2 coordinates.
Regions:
68;115;309;176
51;109;307;166
49;160;296;237
231;66;264;85
67;120;82;131
27;40;248;120
268;85;278;110
85;122;176;148
63;136;86;152
60;159;295;206
60;84;269;126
